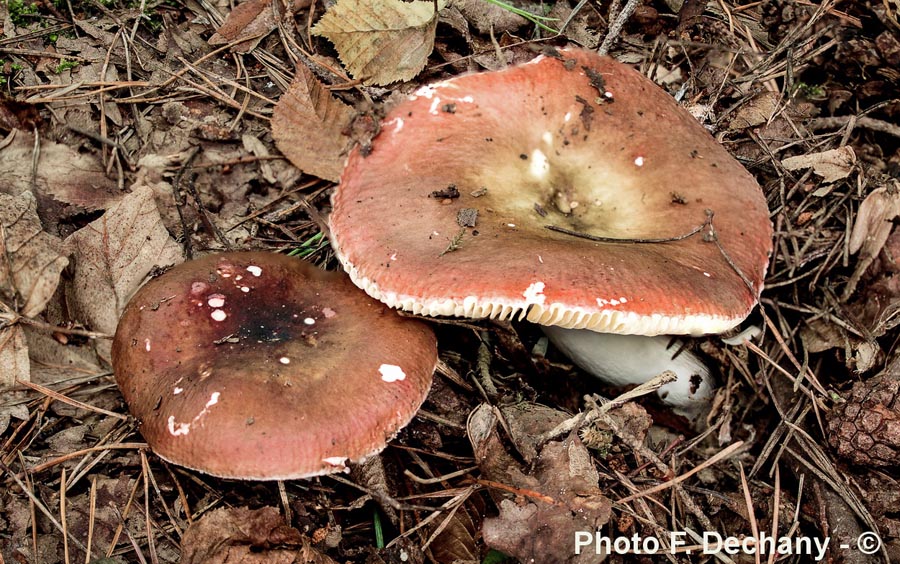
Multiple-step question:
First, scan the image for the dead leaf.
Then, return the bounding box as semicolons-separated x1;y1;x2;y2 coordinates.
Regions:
728;91;781;130
0;129;119;230
781;146;857;183
547;2;600;48
467;403;611;564
0;192;69;318
850;183;900;256
271;64;356;181
241;134;277;184
64;185;182;358
0;94;41;131
449;0;526;35
844;182;900;299
0;389;30;435
180;506;339;564
23;324;105;375
312;0;445;85
428;503;481;563
0;326;30;387
209;0;312;53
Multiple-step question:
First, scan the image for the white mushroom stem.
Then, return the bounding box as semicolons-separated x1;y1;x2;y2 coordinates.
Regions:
542;327;715;422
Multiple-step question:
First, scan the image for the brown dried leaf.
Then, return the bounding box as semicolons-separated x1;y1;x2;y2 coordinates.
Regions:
849;184;900;256
0;326;29;387
844;182;900;299
727;91;780;130
428;505;480;563
0;389;29;435
210;0;312;52
467;403;611;564
64;185;182;356
272;64;356;181
209;0;278;53
180;506;339;564
23;326;104;375
0;192;69;318
781;146;857;183
450;0;526;35
312;0;444;85
0;130;119;217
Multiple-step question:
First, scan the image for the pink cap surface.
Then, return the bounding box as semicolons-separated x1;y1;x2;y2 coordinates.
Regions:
112;252;436;480
330;48;772;336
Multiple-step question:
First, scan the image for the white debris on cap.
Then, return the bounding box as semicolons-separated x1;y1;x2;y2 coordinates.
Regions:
379;364;406;382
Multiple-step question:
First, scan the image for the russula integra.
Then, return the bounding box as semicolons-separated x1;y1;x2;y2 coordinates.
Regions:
112;252;437;480
328;47;772;416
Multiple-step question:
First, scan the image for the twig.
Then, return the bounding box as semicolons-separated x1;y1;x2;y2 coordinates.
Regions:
598;0;642;55
0;310;112;339
546;210;712;244
807;116;900;138
617;441;745;504
0;458;96;558
15;378;126;421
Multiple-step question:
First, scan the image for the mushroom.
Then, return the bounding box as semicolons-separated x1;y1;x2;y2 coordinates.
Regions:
328;47;771;418
112;252;437;480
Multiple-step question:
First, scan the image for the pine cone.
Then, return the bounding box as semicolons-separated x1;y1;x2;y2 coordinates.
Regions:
827;370;900;467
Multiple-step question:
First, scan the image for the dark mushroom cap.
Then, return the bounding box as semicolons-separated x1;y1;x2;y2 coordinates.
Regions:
112;252;436;480
330;48;772;336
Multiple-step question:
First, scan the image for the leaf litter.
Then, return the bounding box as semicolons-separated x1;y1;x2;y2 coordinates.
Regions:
1;0;900;562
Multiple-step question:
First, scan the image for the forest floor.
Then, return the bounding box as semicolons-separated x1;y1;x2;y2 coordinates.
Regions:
1;0;900;562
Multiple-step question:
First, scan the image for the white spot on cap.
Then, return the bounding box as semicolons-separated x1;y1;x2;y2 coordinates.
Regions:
390;253;398;261
144;339;151;352
235;275;243;281
429;97;442;115
322;307;337;318
605;91;614;99
211;309;227;322
304;317;316;325
703;272;711;277
167;417;190;436
323;456;348;467
279;357;290;365
460;95;474;103
634;156;645;167
166;392;220;437
523;281;546;305
529;148;550;179
542;131;553;145
173;387;184;394
241;286;250;293
564;112;572;122
538;255;544;264
207;294;226;308
379;364;406;382
596;296;629;308
387;117;404;134
413;84;438;99
247;265;262;277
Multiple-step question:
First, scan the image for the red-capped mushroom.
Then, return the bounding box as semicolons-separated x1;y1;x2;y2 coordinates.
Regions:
112;252;436;480
328;47;772;417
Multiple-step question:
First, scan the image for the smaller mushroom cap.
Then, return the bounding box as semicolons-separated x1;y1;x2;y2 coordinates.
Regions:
112;252;436;480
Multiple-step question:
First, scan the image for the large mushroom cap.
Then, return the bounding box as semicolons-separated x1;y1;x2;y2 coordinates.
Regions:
330;48;772;336
112;252;436;480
